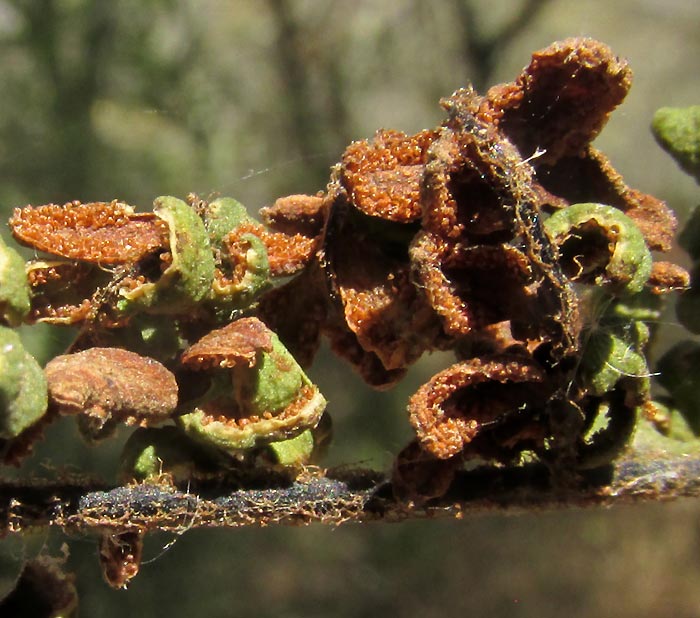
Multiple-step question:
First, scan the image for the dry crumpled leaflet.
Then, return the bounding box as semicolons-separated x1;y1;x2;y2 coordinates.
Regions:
45;347;178;442
0;38;690;509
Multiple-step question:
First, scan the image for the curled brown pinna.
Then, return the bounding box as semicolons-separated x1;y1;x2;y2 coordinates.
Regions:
410;237;538;338
482;37;632;164
318;131;446;386
408;355;548;460
322;188;443;376
45;347;178;442
481;37;678;253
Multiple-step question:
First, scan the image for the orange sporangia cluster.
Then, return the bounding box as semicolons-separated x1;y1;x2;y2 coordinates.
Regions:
10;200;167;263
25;261;105;324
340;129;438;223
226;220;319;277
407;355;548;460
11;201;170;326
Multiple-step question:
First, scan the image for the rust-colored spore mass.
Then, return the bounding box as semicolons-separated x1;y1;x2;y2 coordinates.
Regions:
227;220;319;277
341;129;437;223
409;356;546;459
45;347;178;427
422;92;521;241
648;261;691;294
329;218;442;371
181;317;274;370
10;201;167;263
26;262;93;324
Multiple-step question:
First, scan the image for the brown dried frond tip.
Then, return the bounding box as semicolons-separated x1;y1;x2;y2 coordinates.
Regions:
409;356;546;459
483;37;632;163
10;200;167;263
181;317;274;370
45;348;178;434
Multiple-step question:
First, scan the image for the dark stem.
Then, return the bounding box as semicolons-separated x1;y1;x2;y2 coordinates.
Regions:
1;447;699;535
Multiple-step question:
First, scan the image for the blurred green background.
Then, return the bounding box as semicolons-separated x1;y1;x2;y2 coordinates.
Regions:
1;0;700;615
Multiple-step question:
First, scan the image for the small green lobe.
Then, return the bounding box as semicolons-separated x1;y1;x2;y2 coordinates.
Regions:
233;331;310;417
209;232;271;313
267;430;315;465
652;106;700;183
0;236;30;327
581;326;649;397
0;326;47;440
579;294;652;402
203;197;251;248
118;196;215;314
